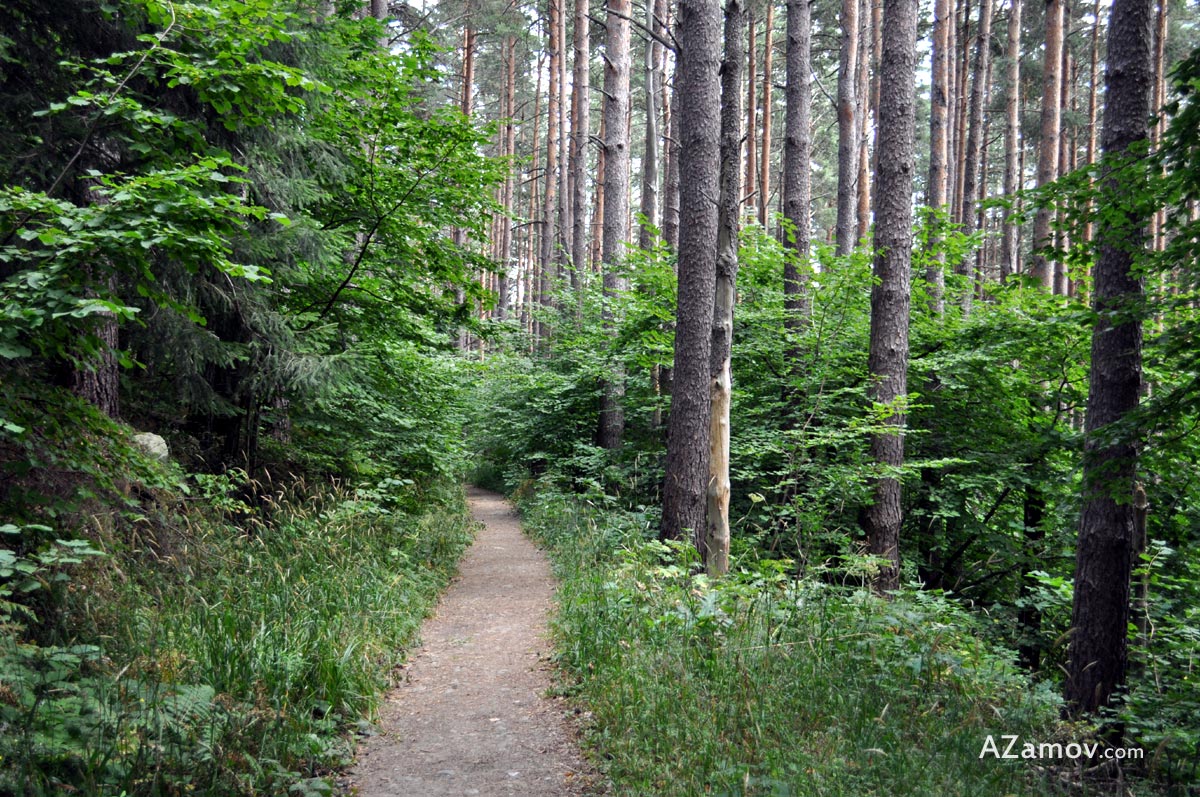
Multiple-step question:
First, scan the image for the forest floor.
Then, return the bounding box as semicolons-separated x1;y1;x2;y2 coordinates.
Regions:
345;487;599;796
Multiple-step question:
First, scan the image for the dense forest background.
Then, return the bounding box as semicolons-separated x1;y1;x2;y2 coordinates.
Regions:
2;0;1200;793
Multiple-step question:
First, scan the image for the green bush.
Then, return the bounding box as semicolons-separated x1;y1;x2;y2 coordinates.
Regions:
522;488;1072;797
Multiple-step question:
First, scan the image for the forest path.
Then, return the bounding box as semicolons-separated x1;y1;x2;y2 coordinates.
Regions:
347;487;596;796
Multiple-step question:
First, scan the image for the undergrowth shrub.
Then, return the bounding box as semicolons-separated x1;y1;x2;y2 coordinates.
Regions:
521;488;1080;797
0;465;473;796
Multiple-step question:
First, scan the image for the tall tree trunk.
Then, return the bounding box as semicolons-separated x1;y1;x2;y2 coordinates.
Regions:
1055;31;1074;296
592;109;608;269
959;0;994;234
663;46;682;251
1149;0;1167;251
1082;0;1103;251
707;0;745;575
498;36;518;320
747;9;758;209
855;0;872;241
862;0;919;594
538;0;562;341
758;0;774;227
598;0;633;450
570;0;591;290
1065;0;1152;719
782;0;812;330
639;0;663;249
1030;0;1064;287
1000;0;1022;283
926;0;950;312
960;0;994;309
661;0;722;543
835;0;860;254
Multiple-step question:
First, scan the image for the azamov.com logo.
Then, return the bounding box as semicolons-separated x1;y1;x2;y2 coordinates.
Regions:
979;735;1144;761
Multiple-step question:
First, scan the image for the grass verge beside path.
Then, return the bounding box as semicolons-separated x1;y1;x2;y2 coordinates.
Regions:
521;489;1081;797
1;475;474;796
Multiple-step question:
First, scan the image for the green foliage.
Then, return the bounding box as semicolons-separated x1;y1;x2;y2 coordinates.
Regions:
523;489;1066;796
0;476;474;796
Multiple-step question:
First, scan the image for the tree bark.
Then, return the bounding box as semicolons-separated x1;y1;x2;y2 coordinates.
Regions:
1000;0;1022;283
746;9;758;209
855;0;871;242
926;0;951;312
758;0;775;227
1064;0;1152;719
639;0;664;249
782;0;812;331
1030;0;1064;288
959;0;994;236
598;0;633;450
835;0;860;254
570;0;591;291
661;0;722;543
862;0;919;594
707;0;745;575
539;0;562;341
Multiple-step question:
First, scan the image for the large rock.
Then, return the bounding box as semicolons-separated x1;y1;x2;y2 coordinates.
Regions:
133;432;170;462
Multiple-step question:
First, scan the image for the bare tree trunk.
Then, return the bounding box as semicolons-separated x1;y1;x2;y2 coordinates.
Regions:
856;0;871;241
926;0;951;312
835;0;860;254
1065;0;1152;718
746;9;758;209
959;0;993;311
598;0;633;450
663;35;682;251
707;0;745;575
1082;0;1103;252
1054;30;1074;296
538;0;562;341
1030;0;1064;288
570;0;591;292
1000;0;1022;283
592;109;607;269
952;0;972;224
639;0;663;249
758;0;775;227
498;35;518;320
782;0;812;331
960;0;994;233
662;0;722;543
862;0;919;594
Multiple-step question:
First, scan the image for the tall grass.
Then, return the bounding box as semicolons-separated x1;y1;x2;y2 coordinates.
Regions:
522;490;1088;797
1;476;474;796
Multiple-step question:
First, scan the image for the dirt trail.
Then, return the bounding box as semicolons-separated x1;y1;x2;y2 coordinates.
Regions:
347;487;596;797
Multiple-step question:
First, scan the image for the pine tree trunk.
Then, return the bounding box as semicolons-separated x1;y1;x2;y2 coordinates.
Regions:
782;0;812;331
707;0;745;575
959;0;994;235
747;9;758;209
835;0;860;254
1030;0;1064;288
926;0;951;312
759;0;774;227
662;0;722;543
498;36;518;320
639;0;663;249
1055;34;1074;296
571;0;591;283
855;0;871;242
598;0;633;450
539;0;562;341
1065;0;1152;719
862;0;919;594
1000;0;1022;283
